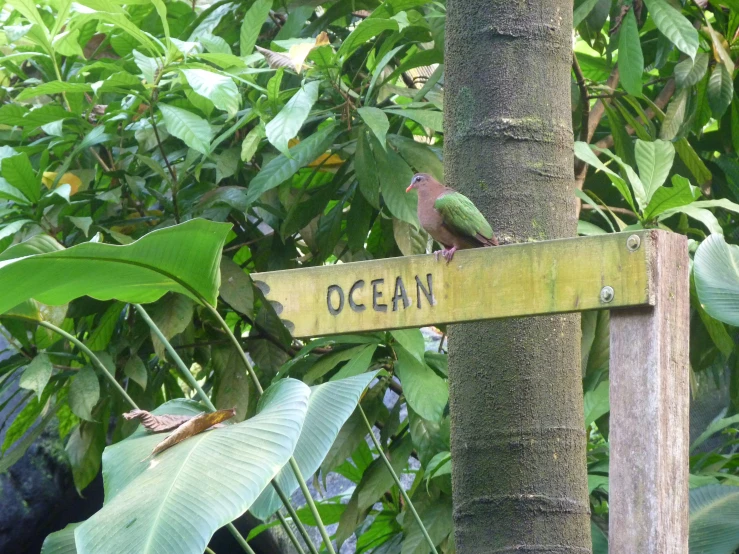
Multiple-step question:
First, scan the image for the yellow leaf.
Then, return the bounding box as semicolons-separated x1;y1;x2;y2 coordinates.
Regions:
287;138;343;168
287;31;332;73
42;172;82;195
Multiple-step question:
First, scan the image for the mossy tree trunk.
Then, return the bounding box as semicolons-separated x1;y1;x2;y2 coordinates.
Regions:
444;1;592;552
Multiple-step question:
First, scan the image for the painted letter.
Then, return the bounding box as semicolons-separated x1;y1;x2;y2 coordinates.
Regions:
416;273;435;308
372;279;388;312
327;285;344;315
349;280;366;312
392;276;410;311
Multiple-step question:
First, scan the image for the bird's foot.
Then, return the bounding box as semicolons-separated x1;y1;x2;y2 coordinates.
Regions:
433;246;457;263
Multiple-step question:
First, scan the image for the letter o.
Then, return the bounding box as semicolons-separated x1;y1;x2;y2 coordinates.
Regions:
327;285;345;315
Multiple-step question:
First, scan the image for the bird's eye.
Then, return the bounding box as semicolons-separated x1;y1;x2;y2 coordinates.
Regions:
413;176;421;184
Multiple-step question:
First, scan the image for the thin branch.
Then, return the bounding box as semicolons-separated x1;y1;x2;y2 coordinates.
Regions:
572;53;591;176
580;204;638;218
148;105;181;223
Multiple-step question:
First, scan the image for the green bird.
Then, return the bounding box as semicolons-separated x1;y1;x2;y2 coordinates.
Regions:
406;173;498;262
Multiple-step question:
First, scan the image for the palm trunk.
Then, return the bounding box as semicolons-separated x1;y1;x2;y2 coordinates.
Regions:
444;1;592;552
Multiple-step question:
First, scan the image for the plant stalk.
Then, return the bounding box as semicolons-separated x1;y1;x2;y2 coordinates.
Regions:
134;304;310;554
203;304;338;554
358;405;438;554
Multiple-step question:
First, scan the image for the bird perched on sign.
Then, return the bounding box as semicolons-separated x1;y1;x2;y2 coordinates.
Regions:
406;173;498;262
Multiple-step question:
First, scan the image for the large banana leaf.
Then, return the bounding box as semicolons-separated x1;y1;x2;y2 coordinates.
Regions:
0;219;231;314
41;523;80;554
694;234;739;326
74;379;311;554
249;371;379;520
689;485;739;554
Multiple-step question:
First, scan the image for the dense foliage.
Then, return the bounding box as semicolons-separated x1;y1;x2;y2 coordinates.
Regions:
2;0;739;552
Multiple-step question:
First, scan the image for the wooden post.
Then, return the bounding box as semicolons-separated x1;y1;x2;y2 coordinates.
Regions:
609;230;689;553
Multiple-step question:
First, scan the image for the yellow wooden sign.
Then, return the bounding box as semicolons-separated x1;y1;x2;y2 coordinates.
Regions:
252;231;654;338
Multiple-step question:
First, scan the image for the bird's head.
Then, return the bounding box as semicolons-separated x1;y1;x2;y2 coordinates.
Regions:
406;173;432;193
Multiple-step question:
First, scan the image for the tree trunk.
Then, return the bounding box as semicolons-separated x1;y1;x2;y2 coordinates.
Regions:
444;1;592;552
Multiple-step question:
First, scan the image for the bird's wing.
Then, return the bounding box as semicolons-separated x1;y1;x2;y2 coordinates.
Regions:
434;191;495;242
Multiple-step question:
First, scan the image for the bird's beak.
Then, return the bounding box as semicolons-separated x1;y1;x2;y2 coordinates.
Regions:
405;184;414;193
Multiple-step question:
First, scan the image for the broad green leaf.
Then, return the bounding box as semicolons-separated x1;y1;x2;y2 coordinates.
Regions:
385;108;443;133
574;0;601;27
240;123;265;162
86;302;124;352
674;52;708;89
7;0;47;30
356;130;380;208
239;0;272;56
689;485;739;554
584;380;609;426
266;81;320;155
634;139;675;203
389;134;444;181
660;205;722;234
337;18;398;61
401;493;452;554
331;344;378;381
394;344;447;421
691;414;739;453
643;0;698;59
675;138;711;186
69;216;93;237
124;356;147;390
618;10;643;97
147;293;194;359
41;523;81;554
708;62;733;119
244;124;339;205
706;19;734;74
376;141;418;227
391;328;426;362
304;344;369;384
181;69;240;119
15;81;92;101
2;153;40;202
19;353;53;400
77;12;161;56
159;104;213;155
212;344;252;421
0;219;231;313
69;366;100;422
642;174;700;220
659;88;688;141
74;380;310;554
250;372;378;519
52;29;85;58
219;257;254;316
574;142;637;212
358;107;390;149
393;218;428;256
66;420;105;493
695;234;739;325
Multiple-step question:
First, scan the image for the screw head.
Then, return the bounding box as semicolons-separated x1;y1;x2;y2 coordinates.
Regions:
626;234;641;251
600;286;615;303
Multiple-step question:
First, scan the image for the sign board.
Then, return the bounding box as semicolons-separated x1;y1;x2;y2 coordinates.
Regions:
253;231;654;338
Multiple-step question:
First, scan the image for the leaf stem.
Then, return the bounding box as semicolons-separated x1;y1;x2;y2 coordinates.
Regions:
358;405;438;554
227;524;257;554
35;320;138;410
134;304;309;554
203;304;337;554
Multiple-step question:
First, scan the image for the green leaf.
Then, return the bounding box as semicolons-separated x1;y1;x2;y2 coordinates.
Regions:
124;355;147;390
212;344;253;421
674;52;708;89
331;344;378;381
388;135;444;181
244;124;339;205
358;107;390;150
69;366;100;422
304;344;370;384
69;216;93;237
181;69;240;119
691;414;739;453
642;174;700;220
240;123;265;162
584;380;609;426
634;139;675;203
375;141;418;227
41;523;81;554
574;142;637;212
52;29;85;58
2;153;39;202
219;257;254;316
618;9;643;97
86;302;124;352
74;380;310;554
393;218;428;256
7;0;48;30
148;293;194;359
337;18;398;61
0;219;231;313
356;130;381;209
250;372;378;519
643;0;698;59
574;0;601;27
394;344;447;421
674;138;711;186
708;62;733;119
661;205;722;234
266;81;320;155
384;108;443;133
401;492;452;554
240;0;272;56
659;88;688;141
689;485;739;554
66;420;105;493
695;234;739;325
15;81;93;101
159;104;213;156
19;353;52;400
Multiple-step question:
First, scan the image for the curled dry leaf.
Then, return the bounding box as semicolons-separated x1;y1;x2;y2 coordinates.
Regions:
256;31;330;73
152;408;237;456
123;409;193;433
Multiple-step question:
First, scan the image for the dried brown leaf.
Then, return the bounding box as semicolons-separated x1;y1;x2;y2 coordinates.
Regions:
151;408;237;456
256;32;331;74
122;409;193;433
